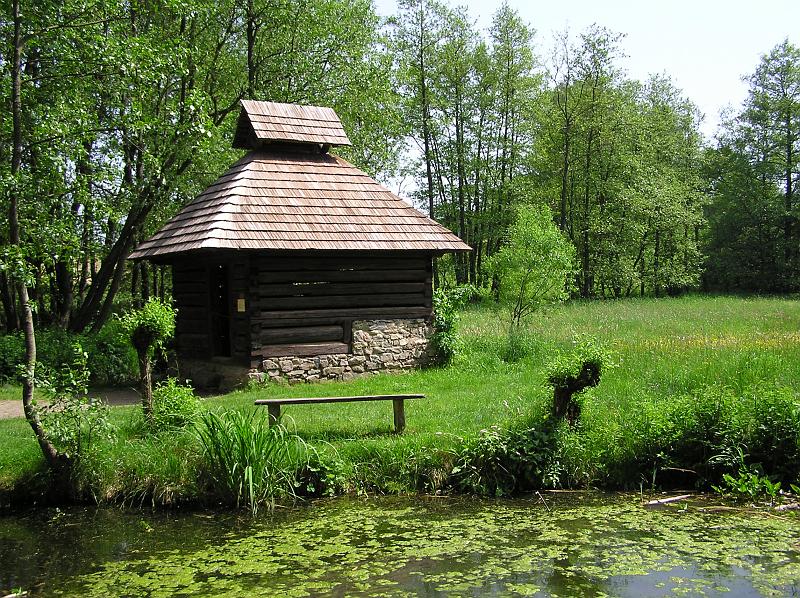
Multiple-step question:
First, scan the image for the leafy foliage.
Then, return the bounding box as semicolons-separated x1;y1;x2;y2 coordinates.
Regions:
83;322;138;386
487;204;575;327
545;335;612;388
704;40;800;292
119;300;176;360
0;326;136;386
430;288;459;365
38;344;112;460
119;299;176;421
451;422;557;496
713;448;782;503
151;378;201;431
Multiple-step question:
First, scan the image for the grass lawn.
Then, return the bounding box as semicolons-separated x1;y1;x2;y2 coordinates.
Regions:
1;294;799;503
220;294;800;440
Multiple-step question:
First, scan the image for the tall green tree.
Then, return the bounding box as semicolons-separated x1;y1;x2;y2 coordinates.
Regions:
704;40;800;291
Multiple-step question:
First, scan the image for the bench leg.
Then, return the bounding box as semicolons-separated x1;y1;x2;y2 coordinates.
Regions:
392;398;405;434
267;404;281;426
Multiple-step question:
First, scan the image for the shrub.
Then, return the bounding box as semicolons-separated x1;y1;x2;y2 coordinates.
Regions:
446;284;480;309
0;334;24;383
85;321;138;386
38;343;112;460
0;324;136;386
151;378;201;431
451;419;557;496
546;335;611;425
430;289;458;365
194;409;310;513
726;384;800;481
0;329;79;383
486;204;575;327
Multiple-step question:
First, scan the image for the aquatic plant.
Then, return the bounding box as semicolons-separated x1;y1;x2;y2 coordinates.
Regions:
712;448;782;504
194;409;310;513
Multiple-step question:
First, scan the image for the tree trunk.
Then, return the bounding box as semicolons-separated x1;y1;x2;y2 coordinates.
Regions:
418;7;438;289
138;348;154;423
10;0;67;473
784;109;794;280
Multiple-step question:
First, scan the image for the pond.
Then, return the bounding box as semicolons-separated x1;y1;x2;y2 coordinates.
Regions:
1;494;798;597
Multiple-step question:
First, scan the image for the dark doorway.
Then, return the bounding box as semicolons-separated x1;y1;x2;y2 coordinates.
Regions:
210;264;231;357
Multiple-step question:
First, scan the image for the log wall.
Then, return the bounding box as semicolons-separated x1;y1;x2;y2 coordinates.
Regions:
172;256;250;361
250;253;432;364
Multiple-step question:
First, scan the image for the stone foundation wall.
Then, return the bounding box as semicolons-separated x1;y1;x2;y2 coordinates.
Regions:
251;318;433;384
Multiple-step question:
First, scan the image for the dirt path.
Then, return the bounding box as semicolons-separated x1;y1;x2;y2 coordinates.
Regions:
0;387;140;420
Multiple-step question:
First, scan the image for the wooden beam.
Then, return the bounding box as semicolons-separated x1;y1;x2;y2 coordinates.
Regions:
256;341;350;357
258;269;427;284
392;398;406;433
259;325;344;344
254;394;424;405
258;282;426;297
256;306;432;320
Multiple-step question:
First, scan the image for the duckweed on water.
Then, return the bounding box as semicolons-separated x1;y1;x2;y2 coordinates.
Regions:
3;494;799;597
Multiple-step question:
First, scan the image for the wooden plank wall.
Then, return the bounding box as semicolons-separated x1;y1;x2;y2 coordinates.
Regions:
173;261;211;358
172;256;250;361
250;253;432;363
229;258;250;359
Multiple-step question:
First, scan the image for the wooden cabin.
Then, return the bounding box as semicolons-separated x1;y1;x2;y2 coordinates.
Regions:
129;100;470;387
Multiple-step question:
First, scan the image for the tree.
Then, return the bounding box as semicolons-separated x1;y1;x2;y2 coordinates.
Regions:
705;40;800;291
487;204;575;327
536;28;705;297
393;3;539;287
120;299;176;423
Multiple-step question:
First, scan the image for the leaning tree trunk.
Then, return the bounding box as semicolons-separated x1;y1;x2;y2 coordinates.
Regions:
10;0;71;484
551;362;601;426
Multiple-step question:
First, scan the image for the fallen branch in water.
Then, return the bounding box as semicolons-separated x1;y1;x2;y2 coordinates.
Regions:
644;494;693;506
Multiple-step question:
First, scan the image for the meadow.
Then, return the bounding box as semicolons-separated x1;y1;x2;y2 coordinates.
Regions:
1;294;799;507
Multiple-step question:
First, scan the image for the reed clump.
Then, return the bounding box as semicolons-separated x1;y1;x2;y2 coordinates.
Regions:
194;409;310;513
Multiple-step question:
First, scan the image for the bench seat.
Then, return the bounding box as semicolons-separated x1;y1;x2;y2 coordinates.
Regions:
254;394;425;433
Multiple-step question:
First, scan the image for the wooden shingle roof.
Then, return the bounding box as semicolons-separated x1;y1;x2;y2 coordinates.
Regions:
129;150;471;259
232;100;351;149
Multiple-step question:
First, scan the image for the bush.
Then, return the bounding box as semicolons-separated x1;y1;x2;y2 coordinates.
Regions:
486;204;575;327
451;421;557;496
119;299;177;421
38;343;112;460
85;321;138;386
430;289;458;365
0;328;79;383
151;378;201;431
0;324;136;387
546;335;611;425
0;334;24;383
119;299;176;359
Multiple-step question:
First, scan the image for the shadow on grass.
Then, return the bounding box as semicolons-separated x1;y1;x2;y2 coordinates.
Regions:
294;426;397;443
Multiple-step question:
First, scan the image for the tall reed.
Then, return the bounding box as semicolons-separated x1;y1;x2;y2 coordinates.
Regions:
195;409;309;513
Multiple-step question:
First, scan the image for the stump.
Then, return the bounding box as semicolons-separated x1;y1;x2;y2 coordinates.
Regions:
551;361;601;426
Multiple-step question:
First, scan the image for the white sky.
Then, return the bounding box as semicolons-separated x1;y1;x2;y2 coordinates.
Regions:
374;0;800;140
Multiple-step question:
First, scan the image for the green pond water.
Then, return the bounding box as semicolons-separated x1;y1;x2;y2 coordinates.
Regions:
1;494;799;597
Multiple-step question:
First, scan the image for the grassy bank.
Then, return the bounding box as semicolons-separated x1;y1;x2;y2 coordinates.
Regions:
2;295;799;508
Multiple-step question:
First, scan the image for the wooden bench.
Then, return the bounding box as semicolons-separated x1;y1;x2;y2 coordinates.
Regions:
254;394;425;433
